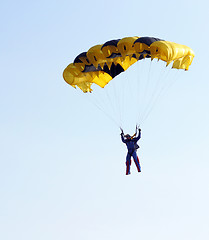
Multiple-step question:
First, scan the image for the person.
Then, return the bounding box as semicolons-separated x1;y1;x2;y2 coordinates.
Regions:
121;127;141;175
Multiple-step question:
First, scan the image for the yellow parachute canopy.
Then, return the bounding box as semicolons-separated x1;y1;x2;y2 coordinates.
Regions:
63;36;194;93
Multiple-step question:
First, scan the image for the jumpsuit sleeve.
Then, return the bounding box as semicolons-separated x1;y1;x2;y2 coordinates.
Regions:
135;129;141;142
121;134;126;143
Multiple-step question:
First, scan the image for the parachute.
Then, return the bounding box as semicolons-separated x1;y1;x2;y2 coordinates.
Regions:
63;36;194;93
63;36;194;129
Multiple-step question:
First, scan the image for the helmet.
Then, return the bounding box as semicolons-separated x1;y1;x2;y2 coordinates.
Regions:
124;134;131;138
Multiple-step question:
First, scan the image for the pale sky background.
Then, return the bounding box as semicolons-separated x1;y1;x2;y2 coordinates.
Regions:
1;0;209;239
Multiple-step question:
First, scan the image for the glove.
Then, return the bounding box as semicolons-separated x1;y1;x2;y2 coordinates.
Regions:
120;127;124;135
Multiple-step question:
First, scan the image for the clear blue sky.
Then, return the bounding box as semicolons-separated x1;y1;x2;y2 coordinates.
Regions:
1;0;209;239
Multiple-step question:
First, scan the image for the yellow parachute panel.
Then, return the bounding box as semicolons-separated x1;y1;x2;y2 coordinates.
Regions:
150;41;195;70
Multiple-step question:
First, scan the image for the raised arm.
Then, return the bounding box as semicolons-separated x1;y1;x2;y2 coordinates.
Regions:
120;128;126;143
135;128;141;141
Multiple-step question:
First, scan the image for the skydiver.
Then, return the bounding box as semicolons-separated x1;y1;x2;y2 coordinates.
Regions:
120;126;141;175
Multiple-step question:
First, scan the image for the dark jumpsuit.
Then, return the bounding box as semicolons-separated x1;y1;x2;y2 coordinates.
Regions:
121;130;141;175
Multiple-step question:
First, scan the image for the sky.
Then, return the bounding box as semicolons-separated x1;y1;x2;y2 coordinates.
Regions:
1;0;209;239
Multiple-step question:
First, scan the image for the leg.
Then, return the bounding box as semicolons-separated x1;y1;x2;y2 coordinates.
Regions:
126;153;132;175
132;151;141;172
